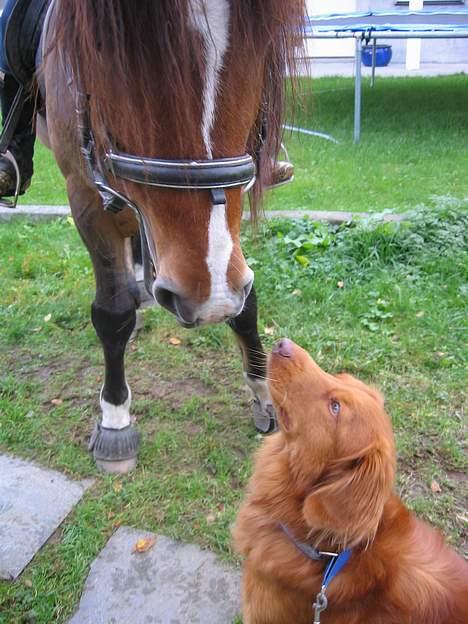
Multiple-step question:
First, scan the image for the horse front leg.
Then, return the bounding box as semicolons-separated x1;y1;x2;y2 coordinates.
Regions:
228;286;277;433
69;180;141;473
89;300;140;473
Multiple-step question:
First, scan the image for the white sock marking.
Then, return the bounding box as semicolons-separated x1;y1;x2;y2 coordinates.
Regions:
244;373;271;407
100;384;132;430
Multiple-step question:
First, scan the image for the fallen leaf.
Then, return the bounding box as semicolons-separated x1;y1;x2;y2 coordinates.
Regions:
430;480;442;494
169;336;181;345
51;398;63;406
43;313;52;322
113;481;122;493
295;254;309;267
337;280;345;289
133;536;156;553
24;579;33;588
264;326;275;336
205;512;216;525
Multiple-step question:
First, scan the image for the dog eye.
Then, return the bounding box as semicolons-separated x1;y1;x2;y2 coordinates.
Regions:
329;399;341;417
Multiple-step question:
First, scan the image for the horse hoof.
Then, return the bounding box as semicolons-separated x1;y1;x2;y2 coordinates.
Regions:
253;397;278;434
95;457;138;474
88;422;140;474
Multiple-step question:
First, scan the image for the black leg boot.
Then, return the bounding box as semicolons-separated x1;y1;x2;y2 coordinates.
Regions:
0;73;35;198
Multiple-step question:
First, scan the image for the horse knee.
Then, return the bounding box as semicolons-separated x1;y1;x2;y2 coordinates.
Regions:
91;303;136;349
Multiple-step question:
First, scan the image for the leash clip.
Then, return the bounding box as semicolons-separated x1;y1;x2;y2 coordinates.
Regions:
312;548;352;623
313;588;328;623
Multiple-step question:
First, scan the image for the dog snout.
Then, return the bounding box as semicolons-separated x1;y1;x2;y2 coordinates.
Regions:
273;338;295;359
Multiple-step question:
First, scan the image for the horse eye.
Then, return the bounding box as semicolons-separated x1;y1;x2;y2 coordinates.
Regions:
329;399;341;417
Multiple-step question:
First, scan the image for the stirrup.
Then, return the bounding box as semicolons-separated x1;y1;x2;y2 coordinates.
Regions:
268;143;294;189
0;150;22;208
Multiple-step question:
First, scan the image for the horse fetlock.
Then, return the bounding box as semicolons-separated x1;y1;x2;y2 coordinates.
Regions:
244;374;278;434
88;422;140;474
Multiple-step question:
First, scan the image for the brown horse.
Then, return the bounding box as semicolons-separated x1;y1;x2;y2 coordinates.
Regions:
36;0;305;473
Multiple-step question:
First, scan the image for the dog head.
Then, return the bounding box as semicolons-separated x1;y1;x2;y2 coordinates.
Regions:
268;339;396;548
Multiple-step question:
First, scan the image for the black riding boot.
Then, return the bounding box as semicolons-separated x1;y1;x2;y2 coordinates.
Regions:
0;72;35;197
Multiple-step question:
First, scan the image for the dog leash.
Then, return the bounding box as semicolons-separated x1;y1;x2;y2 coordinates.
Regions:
313;549;352;623
278;523;352;623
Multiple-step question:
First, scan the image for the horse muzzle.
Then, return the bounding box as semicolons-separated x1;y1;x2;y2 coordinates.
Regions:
153;272;253;327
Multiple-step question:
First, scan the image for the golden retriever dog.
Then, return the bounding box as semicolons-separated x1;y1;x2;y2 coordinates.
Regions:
233;339;468;624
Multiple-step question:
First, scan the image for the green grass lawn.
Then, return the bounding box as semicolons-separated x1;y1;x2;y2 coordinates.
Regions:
20;75;468;214
0;202;467;623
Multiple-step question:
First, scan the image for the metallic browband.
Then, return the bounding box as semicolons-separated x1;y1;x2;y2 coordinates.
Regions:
104;152;256;191
77;89;256;214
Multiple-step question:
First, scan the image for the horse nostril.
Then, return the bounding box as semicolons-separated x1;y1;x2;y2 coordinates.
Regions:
154;284;177;314
153;279;197;327
243;276;254;300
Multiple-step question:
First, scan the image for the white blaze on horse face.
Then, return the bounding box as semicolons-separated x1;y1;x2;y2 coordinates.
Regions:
188;0;230;158
100;385;132;430
188;1;250;321
197;201;234;322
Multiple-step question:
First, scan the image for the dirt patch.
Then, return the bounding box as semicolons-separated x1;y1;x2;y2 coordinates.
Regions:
2;343;249;417
446;469;467;487
134;376;211;408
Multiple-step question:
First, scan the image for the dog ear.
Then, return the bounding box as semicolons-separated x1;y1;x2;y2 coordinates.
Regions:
303;443;395;548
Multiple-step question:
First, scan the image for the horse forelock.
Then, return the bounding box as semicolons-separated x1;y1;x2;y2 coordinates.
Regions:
53;0;306;216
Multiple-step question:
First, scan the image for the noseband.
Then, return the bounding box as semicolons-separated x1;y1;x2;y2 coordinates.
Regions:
76;92;256;295
77;93;256;214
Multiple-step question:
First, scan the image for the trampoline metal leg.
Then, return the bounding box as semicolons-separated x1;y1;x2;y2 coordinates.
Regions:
354;36;362;143
371;38;377;87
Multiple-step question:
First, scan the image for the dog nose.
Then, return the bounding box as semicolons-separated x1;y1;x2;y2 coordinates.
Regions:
273;338;294;358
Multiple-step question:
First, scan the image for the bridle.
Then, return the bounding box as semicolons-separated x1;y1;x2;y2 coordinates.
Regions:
76;92;256;296
76;92;256;212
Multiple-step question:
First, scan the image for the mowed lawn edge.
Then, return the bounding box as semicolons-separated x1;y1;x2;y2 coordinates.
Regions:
19;75;468;215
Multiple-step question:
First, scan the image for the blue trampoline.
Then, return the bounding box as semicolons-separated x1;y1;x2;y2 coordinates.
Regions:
305;9;468;142
307;10;468;35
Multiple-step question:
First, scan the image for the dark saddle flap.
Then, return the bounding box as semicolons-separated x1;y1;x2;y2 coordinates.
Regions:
4;0;51;85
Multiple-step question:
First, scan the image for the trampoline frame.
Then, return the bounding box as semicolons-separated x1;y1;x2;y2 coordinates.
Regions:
305;10;468;142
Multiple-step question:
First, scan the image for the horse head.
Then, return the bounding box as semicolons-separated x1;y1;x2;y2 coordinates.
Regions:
47;0;304;326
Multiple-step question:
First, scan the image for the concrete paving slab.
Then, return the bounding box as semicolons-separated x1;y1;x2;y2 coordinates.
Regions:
68;526;241;624
0;455;93;580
